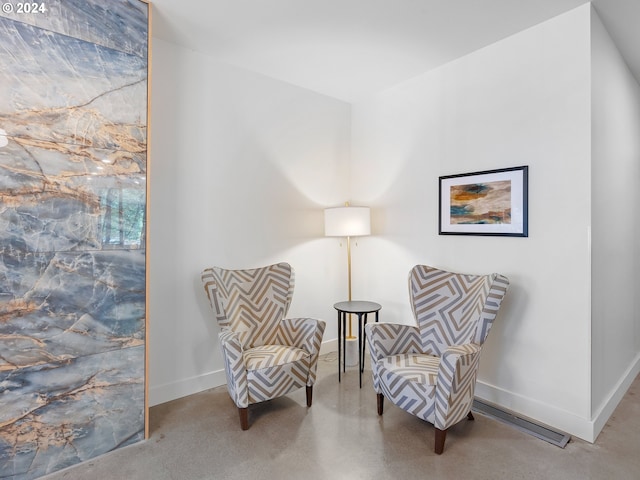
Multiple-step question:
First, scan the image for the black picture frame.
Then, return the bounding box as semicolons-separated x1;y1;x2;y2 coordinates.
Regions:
439;166;528;237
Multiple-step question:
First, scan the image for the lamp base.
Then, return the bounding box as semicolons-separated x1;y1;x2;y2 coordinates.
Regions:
345;337;358;367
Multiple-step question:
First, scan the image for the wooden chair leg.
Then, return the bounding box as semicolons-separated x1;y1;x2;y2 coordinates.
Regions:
377;393;384;415
467;411;475;421
238;407;249;430
306;385;313;407
435;428;447;455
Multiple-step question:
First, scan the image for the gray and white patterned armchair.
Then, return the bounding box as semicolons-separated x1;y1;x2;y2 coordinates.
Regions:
365;265;509;454
201;262;326;430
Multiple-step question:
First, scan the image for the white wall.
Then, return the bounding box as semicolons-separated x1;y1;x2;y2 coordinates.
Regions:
148;5;640;443
350;5;595;439
148;38;352;405
590;7;640;435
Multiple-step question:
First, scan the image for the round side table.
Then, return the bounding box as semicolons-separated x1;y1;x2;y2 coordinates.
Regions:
333;300;381;388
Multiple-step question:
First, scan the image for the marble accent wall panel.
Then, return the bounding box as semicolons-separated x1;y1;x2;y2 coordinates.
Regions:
0;2;148;478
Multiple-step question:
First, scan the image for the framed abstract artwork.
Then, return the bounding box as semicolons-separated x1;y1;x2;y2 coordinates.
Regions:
439;166;528;237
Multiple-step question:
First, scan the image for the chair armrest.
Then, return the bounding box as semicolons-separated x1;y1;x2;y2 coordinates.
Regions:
365;323;421;363
277;317;326;352
218;329;249;408
434;343;482;430
277;317;327;386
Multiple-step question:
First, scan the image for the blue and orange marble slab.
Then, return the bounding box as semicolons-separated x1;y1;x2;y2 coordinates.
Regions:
0;1;148;478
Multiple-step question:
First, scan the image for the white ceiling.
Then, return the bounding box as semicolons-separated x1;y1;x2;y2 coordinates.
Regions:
150;0;640;103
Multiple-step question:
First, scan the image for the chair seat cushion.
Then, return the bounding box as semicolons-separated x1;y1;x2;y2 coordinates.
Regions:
244;345;309;371
244;345;311;404
380;353;440;385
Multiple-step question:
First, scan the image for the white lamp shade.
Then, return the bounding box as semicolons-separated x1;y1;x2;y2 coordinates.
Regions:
324;206;371;237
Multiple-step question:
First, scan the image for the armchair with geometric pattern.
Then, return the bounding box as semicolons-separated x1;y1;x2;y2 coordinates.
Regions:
201;262;326;430
365;265;509;454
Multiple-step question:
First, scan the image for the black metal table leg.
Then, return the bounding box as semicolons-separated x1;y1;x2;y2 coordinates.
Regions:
337;310;342;382
342;312;346;373
358;313;363;388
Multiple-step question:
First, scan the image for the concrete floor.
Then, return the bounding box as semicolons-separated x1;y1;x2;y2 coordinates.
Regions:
44;353;640;479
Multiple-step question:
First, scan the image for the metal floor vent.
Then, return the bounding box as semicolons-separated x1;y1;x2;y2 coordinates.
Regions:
472;399;571;448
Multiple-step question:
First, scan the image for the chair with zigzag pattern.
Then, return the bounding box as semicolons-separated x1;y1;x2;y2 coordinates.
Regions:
365;264;509;454
201;262;326;430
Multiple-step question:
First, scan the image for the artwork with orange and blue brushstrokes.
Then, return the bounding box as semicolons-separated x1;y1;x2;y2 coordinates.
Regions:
450;180;511;224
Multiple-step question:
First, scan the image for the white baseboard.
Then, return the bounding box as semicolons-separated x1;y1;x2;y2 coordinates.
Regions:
151;340;639;442
149;369;227;407
149;339;339;407
475;353;640;443
591;352;640;440
320;338;338;355
474;381;594;442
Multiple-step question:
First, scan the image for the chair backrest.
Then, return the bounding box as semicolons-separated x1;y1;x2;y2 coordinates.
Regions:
201;262;295;348
409;265;509;356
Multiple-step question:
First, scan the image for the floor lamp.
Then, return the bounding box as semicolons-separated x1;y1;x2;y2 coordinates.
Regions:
324;203;371;365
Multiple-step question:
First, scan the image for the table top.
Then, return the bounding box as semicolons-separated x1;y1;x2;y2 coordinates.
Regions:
333;300;382;314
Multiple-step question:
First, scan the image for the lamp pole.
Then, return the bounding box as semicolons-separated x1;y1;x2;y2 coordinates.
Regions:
346;234;354;338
